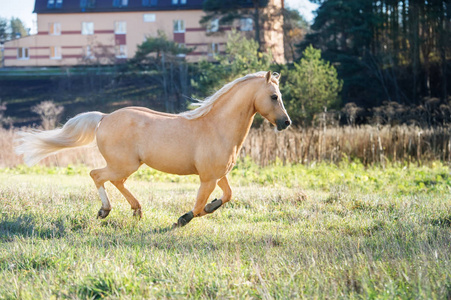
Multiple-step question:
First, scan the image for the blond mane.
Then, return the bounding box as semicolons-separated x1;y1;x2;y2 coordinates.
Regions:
180;71;278;120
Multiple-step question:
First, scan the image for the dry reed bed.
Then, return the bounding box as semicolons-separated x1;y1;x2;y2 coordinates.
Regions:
242;124;451;165
1;125;450;168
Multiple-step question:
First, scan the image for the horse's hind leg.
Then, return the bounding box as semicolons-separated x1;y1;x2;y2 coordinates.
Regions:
90;167;113;219
110;179;142;218
204;176;232;214
90;163;140;219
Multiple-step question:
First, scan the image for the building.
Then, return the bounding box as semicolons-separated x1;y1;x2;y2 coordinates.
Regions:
3;0;284;67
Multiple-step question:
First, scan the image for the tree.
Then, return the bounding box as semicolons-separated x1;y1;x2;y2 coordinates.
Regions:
192;30;272;98
0;17;8;42
303;0;450;110
200;0;273;51
10;17;28;39
132;32;192;64
285;45;342;125
128;32;193;112
0;17;28;41
31;101;64;130
219;30;272;77
283;7;309;62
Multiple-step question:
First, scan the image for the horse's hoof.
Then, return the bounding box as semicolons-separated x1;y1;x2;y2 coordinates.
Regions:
204;198;223;213
97;209;111;219
176;211;194;227
133;208;142;218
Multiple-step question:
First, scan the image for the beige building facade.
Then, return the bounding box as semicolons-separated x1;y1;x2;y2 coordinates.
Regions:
3;0;285;67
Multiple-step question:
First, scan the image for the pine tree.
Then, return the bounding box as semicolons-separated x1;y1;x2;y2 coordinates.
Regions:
303;0;450;108
0;18;8;42
200;0;270;51
285;45;342;124
10;17;28;39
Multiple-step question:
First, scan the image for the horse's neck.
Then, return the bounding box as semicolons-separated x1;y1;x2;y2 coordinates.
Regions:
205;80;258;150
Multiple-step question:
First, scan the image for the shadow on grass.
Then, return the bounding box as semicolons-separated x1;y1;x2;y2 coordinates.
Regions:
0;214;67;241
0;211;177;242
430;214;451;227
98;218;175;234
149;225;175;234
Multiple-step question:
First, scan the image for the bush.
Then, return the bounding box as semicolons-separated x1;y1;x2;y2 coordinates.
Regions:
31;101;64;130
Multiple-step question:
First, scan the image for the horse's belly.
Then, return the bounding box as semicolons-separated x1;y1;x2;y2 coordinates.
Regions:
99;109;200;176
141;149;197;176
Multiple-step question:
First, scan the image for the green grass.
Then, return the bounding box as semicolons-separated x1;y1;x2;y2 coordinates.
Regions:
0;161;450;299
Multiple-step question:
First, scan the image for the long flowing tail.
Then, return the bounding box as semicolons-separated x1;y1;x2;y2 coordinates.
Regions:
15;111;105;166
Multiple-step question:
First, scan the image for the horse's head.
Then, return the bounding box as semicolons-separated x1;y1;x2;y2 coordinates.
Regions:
254;71;291;131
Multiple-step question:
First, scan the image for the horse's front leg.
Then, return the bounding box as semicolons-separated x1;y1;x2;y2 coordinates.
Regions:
203;176;232;215
174;179;217;227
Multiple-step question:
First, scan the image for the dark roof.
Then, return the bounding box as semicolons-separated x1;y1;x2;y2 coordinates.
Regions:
34;0;205;14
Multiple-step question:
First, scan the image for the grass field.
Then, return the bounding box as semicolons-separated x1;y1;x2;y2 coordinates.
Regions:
0;161;450;299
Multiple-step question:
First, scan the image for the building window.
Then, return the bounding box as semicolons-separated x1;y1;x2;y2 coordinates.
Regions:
115;45;127;58
113;0;128;7
17;48;29;60
173;20;185;33
207;18;219;33
48;0;62;8
208;43;219;56
50;46;62;59
82;22;94;34
172;0;186;4
85;46;95;59
142;0;157;6
143;14;156;22
115;21;126;34
80;0;95;8
176;44;186;57
240;18;253;31
49;23;61;35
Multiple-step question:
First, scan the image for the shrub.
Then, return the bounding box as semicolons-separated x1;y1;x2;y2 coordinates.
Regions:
31;101;64;130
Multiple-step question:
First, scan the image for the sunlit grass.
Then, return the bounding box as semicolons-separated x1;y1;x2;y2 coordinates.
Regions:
0;162;450;299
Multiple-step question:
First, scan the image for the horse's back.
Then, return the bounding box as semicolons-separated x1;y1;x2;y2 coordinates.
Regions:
96;106;199;175
124;106;179;118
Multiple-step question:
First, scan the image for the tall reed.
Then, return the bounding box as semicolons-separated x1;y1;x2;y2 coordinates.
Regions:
241;124;451;166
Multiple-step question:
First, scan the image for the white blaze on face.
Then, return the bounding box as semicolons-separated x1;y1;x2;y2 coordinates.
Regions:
98;186;111;210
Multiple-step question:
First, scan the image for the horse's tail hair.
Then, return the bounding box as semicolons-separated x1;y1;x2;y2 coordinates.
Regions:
15;111;105;166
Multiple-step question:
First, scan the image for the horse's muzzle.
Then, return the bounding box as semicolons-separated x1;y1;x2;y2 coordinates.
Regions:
276;117;291;131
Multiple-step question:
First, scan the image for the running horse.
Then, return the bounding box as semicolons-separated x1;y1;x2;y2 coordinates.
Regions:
15;71;291;227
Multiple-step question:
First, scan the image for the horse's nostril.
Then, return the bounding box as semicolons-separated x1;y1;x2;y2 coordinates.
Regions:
285;120;291;126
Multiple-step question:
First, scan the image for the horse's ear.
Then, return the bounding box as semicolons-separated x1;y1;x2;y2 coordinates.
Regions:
273;71;281;80
265;71;272;83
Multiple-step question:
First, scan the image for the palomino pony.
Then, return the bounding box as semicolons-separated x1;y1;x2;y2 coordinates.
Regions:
15;71;291;227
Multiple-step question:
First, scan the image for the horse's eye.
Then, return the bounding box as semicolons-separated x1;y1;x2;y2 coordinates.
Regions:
271;94;278;101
